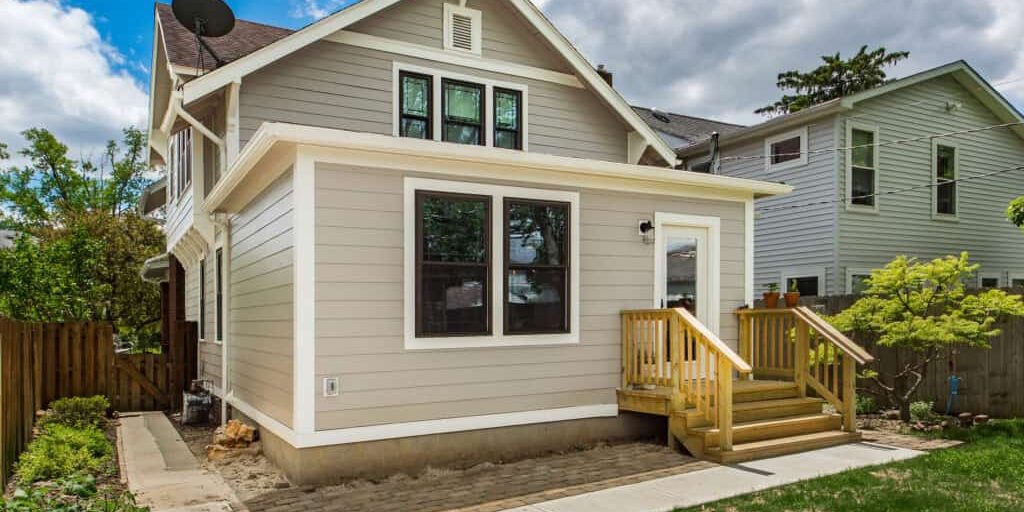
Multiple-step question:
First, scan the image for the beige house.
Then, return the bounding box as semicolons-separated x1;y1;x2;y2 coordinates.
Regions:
144;0;871;485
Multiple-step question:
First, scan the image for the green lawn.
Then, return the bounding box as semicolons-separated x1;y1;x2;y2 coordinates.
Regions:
678;421;1024;512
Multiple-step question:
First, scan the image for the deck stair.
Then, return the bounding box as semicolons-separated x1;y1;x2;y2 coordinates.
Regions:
619;307;874;464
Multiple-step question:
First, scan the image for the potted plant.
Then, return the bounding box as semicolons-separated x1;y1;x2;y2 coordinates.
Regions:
762;283;780;308
784;279;801;308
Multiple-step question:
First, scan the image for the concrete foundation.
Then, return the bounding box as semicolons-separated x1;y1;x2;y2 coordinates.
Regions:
232;409;663;486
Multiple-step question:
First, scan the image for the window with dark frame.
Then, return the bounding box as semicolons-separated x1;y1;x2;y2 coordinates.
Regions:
504;199;570;335
936;145;957;215
787;276;820;297
416;191;491;337
769;136;801;165
850;129;876;207
442;79;485;146
981;277;1000;289
399;72;432;140
215;248;224;342
493;88;522;150
199;259;206;340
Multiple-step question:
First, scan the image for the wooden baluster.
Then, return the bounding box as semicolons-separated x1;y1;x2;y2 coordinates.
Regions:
843;353;857;432
621;315;629;389
705;341;712;421
717;355;734;451
832;343;840;397
670;314;683;411
641;316;650;386
795;320;809;397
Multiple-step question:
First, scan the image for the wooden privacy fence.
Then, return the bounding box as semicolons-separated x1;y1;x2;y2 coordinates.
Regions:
0;317;198;486
805;294;1024;418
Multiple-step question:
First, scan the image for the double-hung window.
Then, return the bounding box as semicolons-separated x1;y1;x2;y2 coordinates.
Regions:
170;127;193;199
406;179;578;349
442;79;485;146
399;72;432;139
935;144;957;216
494;88;522;150
847;124;879;209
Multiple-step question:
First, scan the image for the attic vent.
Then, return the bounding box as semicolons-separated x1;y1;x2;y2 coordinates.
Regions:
444;3;482;55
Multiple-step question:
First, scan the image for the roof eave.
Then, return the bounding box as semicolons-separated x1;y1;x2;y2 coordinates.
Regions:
678;101;847;157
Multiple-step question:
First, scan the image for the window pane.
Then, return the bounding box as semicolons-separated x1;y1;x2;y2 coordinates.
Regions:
852;129;874;168
444;82;482;123
507;202;568;265
937;182;956;215
770;136;801;164
444;124;481;145
981;277;1000;289
495;90;519;130
507;268;567;333
400;118;429;140
421;195;488;263
851;167;875;206
421;264;488;335
936;146;955;180
402;75;430;117
788;276;819;296
666;235;698;314
495;130;518;150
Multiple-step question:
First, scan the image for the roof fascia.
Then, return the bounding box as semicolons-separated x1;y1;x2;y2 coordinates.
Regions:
678;101;845;157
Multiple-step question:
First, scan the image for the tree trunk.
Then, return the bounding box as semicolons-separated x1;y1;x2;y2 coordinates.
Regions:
899;400;911;422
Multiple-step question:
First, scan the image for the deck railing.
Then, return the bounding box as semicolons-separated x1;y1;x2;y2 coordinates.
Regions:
622;308;752;450
737;307;874;432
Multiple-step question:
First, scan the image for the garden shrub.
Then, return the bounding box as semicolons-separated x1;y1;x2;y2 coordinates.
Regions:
909;401;939;422
38;395;110;429
2;475;149;511
855;395;879;415
16;424;112;483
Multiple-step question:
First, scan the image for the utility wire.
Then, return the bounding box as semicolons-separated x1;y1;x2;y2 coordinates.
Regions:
757;163;1024;213
720;121;1024;162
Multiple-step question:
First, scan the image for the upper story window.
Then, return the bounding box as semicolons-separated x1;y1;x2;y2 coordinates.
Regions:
443;3;482;55
850;128;878;207
935;144;958;217
443;79;485;146
399;72;432;139
169;127;193;199
395;64;527;150
764;127;808;171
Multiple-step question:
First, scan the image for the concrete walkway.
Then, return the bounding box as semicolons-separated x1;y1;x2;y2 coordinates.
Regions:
504;442;924;512
118;412;244;512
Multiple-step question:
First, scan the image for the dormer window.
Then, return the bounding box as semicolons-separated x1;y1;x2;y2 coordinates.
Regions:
444;3;482;55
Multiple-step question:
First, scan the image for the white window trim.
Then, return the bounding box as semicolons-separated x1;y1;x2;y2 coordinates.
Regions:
844;121;880;213
403;177;580;350
764;126;809;172
845;267;874;295
932;139;960;221
198;254;208;343
213;244;226;345
780;266;827;296
652;213;721;335
978;272;1003;289
392;62;529;151
1009;273;1024;289
443;3;482;55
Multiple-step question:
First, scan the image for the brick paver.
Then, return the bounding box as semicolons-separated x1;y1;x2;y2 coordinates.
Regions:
861;429;963;451
245;443;713;512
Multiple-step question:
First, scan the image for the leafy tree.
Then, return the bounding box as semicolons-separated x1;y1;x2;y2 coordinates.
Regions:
1009;196;1024;229
756;46;910;116
0;128;162;343
830;253;1024;421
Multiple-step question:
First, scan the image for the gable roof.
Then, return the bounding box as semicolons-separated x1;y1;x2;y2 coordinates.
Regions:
633;106;745;149
155;3;293;71
166;0;678;165
678;60;1024;157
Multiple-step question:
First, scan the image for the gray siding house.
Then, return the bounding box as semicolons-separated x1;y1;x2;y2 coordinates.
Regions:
143;0;790;484
675;62;1024;296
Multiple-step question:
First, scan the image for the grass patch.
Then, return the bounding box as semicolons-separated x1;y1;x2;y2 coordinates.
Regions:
679;420;1024;512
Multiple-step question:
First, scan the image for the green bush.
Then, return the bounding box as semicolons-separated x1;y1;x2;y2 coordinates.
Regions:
1;475;149;511
39;396;110;429
855;395;879;415
16;424;112;483
909;400;939;422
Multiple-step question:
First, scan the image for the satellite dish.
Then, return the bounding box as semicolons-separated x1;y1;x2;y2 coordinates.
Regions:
172;0;236;38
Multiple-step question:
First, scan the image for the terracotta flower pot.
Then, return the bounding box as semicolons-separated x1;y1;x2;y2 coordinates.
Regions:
784;292;801;308
762;292;780;309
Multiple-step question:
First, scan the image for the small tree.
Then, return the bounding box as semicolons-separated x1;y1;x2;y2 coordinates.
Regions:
1009;196;1024;229
830;253;1024;421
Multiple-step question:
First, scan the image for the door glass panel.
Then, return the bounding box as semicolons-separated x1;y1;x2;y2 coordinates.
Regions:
665;235;698;315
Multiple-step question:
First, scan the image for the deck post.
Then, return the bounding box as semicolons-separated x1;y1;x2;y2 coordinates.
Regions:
843;353;857;432
717;355;734;451
738;314;752;380
669;314;684;412
794;321;809;398
621;314;629;390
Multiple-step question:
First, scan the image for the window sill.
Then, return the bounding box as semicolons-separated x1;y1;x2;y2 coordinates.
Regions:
405;333;578;351
932;214;960;223
845;204;880;215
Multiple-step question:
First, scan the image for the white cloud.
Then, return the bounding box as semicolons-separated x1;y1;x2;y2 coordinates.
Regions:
290;0;356;20
0;0;147;165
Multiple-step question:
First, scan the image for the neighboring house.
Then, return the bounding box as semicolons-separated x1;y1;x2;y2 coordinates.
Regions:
676;61;1024;296
0;230;16;250
135;0;883;486
633;106;746;159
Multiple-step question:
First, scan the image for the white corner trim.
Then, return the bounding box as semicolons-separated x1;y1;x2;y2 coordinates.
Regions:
844;120;881;213
744;199;755;307
403;177;580;350
330;31;582;89
653;212;722;335
392;61;530;151
292;150;317;434
764;126;809;172
227;391;616;448
443;2;482;55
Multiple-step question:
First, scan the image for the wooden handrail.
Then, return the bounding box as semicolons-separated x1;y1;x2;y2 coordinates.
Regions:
674;308;752;374
792;307;874;365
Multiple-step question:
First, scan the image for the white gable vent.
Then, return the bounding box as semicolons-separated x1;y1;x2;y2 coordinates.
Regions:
444;3;482;55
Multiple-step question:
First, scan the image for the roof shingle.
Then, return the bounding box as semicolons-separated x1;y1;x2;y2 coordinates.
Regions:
156;3;293;71
632;106;745;150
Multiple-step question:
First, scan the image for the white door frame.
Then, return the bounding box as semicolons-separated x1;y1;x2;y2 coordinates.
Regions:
653;212;721;335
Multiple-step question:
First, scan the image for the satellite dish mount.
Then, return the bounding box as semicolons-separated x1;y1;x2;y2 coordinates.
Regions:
172;0;237;70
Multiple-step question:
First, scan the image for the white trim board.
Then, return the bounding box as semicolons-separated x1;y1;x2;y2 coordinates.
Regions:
845;267;874;295
403;177;580;350
764;126;809;172
780;267;828;296
226;392;616;448
292;153;317;434
653;212;722;335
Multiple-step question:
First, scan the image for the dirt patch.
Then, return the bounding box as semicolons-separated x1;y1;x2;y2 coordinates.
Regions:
171;416;290;502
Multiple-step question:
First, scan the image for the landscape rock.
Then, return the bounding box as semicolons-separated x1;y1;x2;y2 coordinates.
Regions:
883;410;901;420
974;414;990;425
